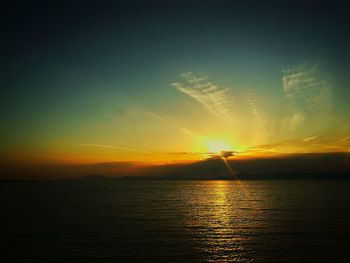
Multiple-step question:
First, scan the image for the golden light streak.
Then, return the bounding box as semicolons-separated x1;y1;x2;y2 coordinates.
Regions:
77;143;153;155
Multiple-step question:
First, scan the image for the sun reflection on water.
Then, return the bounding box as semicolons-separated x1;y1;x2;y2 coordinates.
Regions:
184;181;265;262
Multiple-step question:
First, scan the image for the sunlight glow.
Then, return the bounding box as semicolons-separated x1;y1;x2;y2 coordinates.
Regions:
205;139;233;153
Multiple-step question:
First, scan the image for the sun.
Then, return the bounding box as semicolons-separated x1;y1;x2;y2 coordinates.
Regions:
205;139;233;153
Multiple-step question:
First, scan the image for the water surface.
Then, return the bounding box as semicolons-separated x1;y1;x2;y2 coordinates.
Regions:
1;180;349;262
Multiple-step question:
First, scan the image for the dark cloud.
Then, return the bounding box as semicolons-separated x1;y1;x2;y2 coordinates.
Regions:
131;152;350;180
205;150;236;159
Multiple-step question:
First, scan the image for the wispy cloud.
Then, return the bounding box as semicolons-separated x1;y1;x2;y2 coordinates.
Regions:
245;91;268;144
77;143;153;154
302;135;319;142
171;72;235;126
282;62;332;132
46;140;154;155
168;63;342;155
244;132;350;156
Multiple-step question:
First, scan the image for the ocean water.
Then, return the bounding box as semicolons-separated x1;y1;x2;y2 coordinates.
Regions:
1;180;349;262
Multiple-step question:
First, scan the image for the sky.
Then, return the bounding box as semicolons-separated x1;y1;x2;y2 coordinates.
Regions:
3;1;350;178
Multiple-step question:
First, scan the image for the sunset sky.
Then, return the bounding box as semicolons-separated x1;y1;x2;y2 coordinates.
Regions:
3;1;350;178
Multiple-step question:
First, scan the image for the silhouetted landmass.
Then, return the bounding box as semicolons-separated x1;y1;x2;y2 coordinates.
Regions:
78;174;115;181
1;152;349;181
120;152;350;180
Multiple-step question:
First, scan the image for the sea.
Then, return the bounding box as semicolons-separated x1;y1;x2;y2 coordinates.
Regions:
1;180;349;262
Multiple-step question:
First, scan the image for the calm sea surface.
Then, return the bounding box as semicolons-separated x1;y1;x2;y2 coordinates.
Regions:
1;180;350;262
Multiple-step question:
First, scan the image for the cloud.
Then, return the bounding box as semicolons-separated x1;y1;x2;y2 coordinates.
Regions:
45;140;155;155
246;92;264;129
245;91;268;144
3;152;349;180
171;72;235;126
282;62;332;132
77;143;153;155
167;64;342;153
171;73;274;146
282;110;305;132
245;131;350;155
303;135;319;142
220;150;235;158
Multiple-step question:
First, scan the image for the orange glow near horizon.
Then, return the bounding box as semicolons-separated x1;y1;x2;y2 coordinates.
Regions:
4;132;350;167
